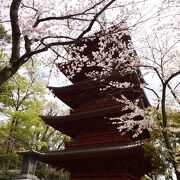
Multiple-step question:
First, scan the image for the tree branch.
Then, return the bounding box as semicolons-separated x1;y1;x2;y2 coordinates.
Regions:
77;0;115;40
165;70;180;85
0;0;116;87
0;46;48;86
144;86;160;109
33;0;106;27
167;83;180;105
10;0;22;62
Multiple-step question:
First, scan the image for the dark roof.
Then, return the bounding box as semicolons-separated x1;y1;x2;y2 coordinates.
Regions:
38;141;145;160
41;104;128;125
35;140;152;177
48;72;149;109
57;23;134;83
18;149;44;157
40;104;126;135
40;103;150;140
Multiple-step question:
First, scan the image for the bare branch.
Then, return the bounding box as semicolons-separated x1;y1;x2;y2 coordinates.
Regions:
20;2;38;12
174;82;180;90
144;86;160;109
167;83;180;105
33;0;106;27
161;40;180;62
75;0;115;40
165;70;180;85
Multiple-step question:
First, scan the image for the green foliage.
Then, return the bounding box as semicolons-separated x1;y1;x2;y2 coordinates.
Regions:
0;55;69;179
143;143;167;175
0;25;11;43
0;73;46;172
0;73;46;150
141;176;150;180
0;170;16;180
146;107;180;178
36;162;70;180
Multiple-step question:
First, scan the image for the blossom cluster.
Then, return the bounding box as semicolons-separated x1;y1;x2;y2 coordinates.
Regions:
60;23;139;81
110;95;153;138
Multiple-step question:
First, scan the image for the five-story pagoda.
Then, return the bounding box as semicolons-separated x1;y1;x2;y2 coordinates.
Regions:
37;23;152;180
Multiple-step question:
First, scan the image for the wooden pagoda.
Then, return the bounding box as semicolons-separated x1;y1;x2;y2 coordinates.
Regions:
37;24;152;180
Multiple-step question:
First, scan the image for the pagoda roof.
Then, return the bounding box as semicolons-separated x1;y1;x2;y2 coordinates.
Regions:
48;71;149;109
39;141;144;160
36;141;152;177
41;104;150;140
57;23;134;84
41;104;127;131
41;104;126;135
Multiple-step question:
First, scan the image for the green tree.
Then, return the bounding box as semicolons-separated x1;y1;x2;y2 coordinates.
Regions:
0;61;69;179
0;0;116;86
144;108;180;180
0;48;70;179
0;71;45;168
0;25;11;43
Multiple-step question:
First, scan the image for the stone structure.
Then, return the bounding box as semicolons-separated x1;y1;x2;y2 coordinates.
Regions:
12;150;42;180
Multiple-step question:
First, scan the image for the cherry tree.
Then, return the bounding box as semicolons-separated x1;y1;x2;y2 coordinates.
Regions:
131;1;180;179
0;0;147;86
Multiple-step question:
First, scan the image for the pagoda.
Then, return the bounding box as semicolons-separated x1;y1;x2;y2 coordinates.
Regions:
37;23;152;180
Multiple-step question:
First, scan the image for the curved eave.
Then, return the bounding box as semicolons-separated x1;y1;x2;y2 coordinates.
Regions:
49;71;141;92
41;104;125;123
40;104;127;137
40;104;150;140
49;87;150;109
48;72;148;109
38;141;144;161
36;141;152;177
